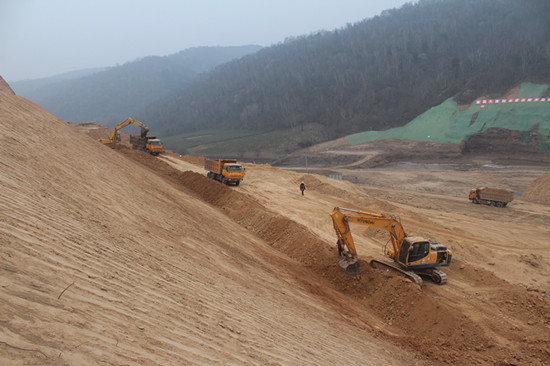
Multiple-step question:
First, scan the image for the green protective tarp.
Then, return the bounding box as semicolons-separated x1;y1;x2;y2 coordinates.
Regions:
348;83;550;151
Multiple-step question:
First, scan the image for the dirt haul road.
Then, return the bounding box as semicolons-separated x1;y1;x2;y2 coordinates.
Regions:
2;75;550;365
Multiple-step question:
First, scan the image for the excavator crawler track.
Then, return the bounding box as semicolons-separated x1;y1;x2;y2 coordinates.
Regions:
370;259;423;285
415;268;447;285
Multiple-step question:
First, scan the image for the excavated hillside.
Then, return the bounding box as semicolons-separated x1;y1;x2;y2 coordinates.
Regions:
0;79;419;365
2;76;550;365
126;151;550;366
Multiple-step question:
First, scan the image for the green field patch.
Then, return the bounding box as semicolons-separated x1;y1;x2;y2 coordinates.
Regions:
162;124;327;162
163;129;264;150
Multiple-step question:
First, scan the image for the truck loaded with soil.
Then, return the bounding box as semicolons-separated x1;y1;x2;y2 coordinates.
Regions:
469;187;514;207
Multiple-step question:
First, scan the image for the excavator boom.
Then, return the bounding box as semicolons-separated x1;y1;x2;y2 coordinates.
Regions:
98;117;150;144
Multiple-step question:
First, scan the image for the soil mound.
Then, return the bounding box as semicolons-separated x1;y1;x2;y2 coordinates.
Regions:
521;172;550;204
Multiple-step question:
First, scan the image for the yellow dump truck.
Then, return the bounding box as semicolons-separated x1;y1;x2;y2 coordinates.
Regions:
204;159;246;186
145;137;163;156
469;187;513;207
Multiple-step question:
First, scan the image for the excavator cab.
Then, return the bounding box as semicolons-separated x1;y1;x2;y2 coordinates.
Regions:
398;240;430;266
398;239;451;270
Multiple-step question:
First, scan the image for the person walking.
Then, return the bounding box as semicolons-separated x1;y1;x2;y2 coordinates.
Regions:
300;182;306;196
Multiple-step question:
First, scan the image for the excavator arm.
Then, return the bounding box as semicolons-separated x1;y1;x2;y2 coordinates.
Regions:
98;117;149;144
330;207;406;277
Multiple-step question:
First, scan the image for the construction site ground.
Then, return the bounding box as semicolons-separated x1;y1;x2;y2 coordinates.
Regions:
1;80;550;365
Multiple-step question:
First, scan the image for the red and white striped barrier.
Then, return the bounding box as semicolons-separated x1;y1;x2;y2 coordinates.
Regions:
476;97;549;108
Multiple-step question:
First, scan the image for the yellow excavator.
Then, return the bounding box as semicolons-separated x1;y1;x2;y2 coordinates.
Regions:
98;117;163;155
330;207;452;284
98;117;149;144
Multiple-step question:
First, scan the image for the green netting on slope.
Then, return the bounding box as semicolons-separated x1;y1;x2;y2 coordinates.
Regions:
349;83;550;151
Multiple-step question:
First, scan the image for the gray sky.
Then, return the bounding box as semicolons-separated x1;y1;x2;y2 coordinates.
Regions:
1;0;411;82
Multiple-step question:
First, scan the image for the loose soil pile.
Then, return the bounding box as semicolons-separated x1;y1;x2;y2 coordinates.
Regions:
521;172;550;205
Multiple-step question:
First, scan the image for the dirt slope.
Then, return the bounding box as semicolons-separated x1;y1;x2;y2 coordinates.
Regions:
155;154;550;366
1;84;423;364
2;79;550;365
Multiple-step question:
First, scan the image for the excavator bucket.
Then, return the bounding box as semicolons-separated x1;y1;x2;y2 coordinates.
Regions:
338;257;361;279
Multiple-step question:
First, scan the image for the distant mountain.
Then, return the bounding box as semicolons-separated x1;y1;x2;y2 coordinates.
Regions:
13;46;262;126
10;67;107;95
136;0;550;154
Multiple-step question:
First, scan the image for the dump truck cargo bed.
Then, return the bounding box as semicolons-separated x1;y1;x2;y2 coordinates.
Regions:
204;159;237;175
477;188;514;203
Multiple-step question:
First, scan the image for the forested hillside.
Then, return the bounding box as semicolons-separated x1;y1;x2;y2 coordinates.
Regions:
139;0;550;142
14;46;261;126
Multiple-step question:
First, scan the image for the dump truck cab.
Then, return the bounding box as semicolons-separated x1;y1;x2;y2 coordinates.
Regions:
146;138;163;156
220;163;245;185
469;188;479;201
204;159;246;185
225;163;244;174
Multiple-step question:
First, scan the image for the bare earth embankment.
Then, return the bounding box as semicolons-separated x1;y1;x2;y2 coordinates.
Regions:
0;78;424;365
2;76;550;365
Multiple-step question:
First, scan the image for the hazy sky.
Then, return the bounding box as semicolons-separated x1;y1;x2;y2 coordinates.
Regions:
1;0;411;82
